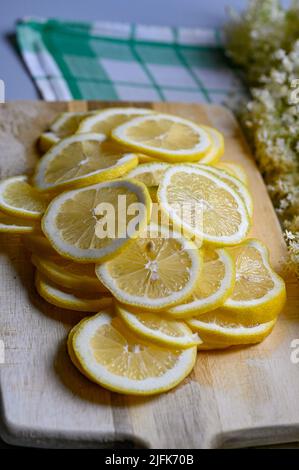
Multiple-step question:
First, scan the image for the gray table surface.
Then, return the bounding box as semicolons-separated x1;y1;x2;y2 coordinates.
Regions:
0;0;249;101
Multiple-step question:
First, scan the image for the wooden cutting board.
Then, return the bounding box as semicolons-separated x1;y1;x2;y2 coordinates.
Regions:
0;101;298;449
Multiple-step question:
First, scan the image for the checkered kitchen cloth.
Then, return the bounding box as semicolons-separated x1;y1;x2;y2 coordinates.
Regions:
16;17;245;103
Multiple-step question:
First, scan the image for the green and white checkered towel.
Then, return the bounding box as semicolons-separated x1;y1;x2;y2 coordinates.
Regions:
16;17;245;103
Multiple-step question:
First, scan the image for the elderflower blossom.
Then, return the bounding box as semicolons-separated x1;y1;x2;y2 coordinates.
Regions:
225;0;299;275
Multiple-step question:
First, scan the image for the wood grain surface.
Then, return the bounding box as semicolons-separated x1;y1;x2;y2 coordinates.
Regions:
0;101;298;449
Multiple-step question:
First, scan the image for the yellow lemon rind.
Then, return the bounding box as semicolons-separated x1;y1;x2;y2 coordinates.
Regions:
41;179;152;263
35;271;112;312
116;304;202;349
166;248;235;318
72;310;197;396
111;113;212;162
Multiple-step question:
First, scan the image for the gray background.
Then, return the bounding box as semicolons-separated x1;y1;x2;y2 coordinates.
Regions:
0;0;249;100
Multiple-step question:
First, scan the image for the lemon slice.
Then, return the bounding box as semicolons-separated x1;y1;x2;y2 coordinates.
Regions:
0;211;39;233
197;341;232;351
188;311;276;345
167;248;235;318
112;113;212;162
138;154;159;164
70;310;197;395
67;320;88;375
199;164;253;217
39;112;96;153
148;186;158;203
42;179;151;263
126;162;170;187
23;233;54;255
215;162;248;186
77;107;153;135
116;304;201;349
31;252;108;293
96;223;202;310
34;134;138;192
50;111;96;137
39;132;60;153
222;239;286;324
158;165;251;246
0;176;49;219
35;271;112;312
198;126;224;164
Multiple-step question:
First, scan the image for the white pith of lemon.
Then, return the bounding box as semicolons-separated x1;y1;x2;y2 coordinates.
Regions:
35;271;112;312
31;252;108;293
0;175;48;219
111;113;212;162
96;223;202;310
215;161;248;185
34;133;138;192
77;107;153;135
39;112;96;153
167;248;235;318
126;162;170;187
0;211;39;233
199;164;253;218
39;132;60;153
70;310;197;395
158;164;251;246
42;179;151;263
198;126;224;164
221;239;286;324
188;311;276;345
50;111;96;138
116;304;201;349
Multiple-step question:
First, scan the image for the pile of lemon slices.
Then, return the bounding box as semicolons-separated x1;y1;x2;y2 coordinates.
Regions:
0;107;286;396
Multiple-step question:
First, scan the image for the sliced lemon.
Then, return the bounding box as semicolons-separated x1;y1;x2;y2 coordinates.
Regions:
112;113;212;162
148;186;158;203
23;233;55;255
167;248;235;318
126;162;170;187
199;164;253;217
215;161;248;186
77;107;153;135
96;223;202;310
116;304;201;349
67;320;88;375
188;311;276;345
35;271;112;312
0;211;39;233
34;134;138;192
50;111;95;138
158;165;251;246
138;154;159;164
0;176;49;219
197;341;232;351
198;125;224;164
70;310;197;395
31;252;108;293
221;239;286;324
42;179;151;263
39;112;96;153
39;132;60;153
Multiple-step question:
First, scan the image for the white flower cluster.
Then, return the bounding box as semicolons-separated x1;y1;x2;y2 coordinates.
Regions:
225;0;299;275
